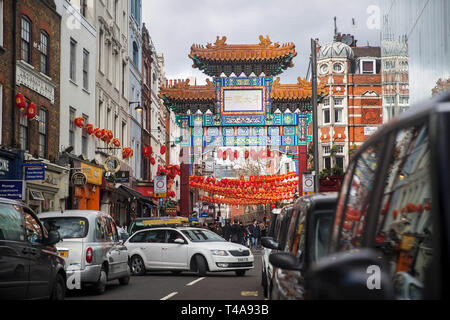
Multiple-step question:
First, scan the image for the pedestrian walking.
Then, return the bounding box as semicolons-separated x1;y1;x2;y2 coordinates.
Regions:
249;219;261;251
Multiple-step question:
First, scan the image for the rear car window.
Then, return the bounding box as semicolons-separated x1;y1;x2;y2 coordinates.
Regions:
41;217;89;239
0;203;24;241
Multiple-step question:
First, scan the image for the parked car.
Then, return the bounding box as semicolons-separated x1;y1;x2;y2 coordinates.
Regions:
268;193;337;300
260;205;294;298
38;210;130;295
125;227;254;277
305;92;450;300
0;198;66;300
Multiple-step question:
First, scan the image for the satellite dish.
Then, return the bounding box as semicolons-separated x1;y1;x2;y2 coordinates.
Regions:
342;35;354;46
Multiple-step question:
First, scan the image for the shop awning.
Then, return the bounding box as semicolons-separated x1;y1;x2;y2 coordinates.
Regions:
115;184;153;205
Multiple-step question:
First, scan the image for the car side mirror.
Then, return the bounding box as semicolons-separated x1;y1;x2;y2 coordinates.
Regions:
305;248;394;299
269;252;304;272
174;238;185;244
261;237;279;250
43;230;61;246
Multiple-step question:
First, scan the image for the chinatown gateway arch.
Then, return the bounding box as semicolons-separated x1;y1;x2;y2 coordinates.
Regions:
158;36;327;218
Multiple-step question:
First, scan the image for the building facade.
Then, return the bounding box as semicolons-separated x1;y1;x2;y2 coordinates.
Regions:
56;0;96;160
317;35;383;173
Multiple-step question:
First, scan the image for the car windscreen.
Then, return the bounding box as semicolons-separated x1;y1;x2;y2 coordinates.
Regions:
181;229;226;242
41;217;89;239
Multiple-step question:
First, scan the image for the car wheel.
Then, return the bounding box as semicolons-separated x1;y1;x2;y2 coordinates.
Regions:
235;270;246;276
92;266;107;295
195;255;207;277
50;273;66;300
119;275;130;285
130;255;146;276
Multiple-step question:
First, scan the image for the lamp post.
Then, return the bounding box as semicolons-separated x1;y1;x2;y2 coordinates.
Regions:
311;38;320;193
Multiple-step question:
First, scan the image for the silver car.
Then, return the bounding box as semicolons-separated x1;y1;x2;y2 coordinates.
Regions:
38;210;130;294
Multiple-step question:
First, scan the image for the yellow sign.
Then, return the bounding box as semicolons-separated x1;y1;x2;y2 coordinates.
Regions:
80;163;103;185
155;193;167;198
142;217;188;226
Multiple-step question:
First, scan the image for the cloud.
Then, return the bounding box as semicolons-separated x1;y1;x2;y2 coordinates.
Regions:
142;0;381;84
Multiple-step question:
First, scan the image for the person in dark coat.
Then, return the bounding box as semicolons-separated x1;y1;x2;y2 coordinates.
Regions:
230;219;242;244
222;221;232;241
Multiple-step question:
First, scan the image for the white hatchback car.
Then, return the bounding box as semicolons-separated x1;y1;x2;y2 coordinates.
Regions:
125;227;254;276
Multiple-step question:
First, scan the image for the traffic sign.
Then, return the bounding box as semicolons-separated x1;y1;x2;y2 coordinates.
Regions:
154;176;167;194
155;193;167;198
303;173;314;192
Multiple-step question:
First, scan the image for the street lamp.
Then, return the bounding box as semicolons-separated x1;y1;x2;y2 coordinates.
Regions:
129;101;143;113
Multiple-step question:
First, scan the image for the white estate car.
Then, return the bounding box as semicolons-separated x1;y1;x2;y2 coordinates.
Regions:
124;227;254;276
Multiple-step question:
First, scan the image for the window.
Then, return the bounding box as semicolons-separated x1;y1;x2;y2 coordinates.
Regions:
334;98;343;106
41;217;89;239
324;157;331;170
336;142;382;251
334;145;344;154
375;124;431;300
82;49;89;90
323;98;330;107
362;60;375;74
314;215;333;261
167;230;185;243
0;203;24;241
121;62;126;96
129;230;166;243
40;31;49;75
19;115;28;151
335;156;344;169
23;211;43;244
323;108;330;124
80;0;87;17
70;38;77;81
38;109;48;158
69;107;76;149
323;146;331;155
98;30;103;72
132;42;139;67
333;63;343;72
21;16;32;63
399;96;409;105
334;108;343;123
384;96;395;105
82;114;88;156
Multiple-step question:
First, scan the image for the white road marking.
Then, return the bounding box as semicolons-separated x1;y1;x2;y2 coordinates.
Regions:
186;277;205;286
160;292;178;300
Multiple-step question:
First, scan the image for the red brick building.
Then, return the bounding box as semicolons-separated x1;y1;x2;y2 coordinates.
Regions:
317;34;382;172
1;0;61;162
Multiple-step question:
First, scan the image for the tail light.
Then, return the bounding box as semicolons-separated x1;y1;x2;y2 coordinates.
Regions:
86;247;93;263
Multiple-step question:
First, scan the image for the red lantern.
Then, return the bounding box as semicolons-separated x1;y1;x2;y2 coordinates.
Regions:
15;93;26;111
26;102;37;119
160;145;166;155
222;152;227;161
112;138;121;148
74;117;85;128
234;150;239;159
94;128;103;139
85;124;95;135
150;157;155;165
244;150;249;159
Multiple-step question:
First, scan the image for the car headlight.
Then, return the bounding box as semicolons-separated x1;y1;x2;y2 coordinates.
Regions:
210;250;229;256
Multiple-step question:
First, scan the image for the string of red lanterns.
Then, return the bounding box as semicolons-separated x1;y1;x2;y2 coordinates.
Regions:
217;148;281;161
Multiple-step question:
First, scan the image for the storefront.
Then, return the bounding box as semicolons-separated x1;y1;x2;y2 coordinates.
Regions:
0;149;25;201
22;155;70;214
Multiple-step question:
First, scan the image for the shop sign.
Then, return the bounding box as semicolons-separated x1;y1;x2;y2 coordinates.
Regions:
80;163;102;185
135;186;154;197
72;172;88;186
104;156;121;173
24;163;45;181
0;180;24;200
115;171;130;183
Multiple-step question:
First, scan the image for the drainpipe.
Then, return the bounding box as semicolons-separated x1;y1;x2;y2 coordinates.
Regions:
11;0;17;148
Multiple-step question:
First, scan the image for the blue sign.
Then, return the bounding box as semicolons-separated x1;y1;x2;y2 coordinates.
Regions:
24;164;45;181
159;198;164;207
0;180;24;200
200;212;208;218
188;217;199;222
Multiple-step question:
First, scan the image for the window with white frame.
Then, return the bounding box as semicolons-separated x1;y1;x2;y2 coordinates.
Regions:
334;98;343;106
335;156;344;169
69;107;76;148
323;108;330;124
324;157;331;170
70;38;77;82
40;31;49;75
335;145;344;154
334;108;343;123
82;114;88;156
323;146;331;155
333;62;343;73
83;49;89;90
361;60;376;74
323;98;330;107
38;109;48;159
399;96;409;105
21;16;32;63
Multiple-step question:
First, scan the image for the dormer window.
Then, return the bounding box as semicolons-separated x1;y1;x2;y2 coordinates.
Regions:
361;59;376;74
333;62;343;73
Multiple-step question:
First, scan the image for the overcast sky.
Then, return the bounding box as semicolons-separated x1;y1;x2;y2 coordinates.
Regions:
142;0;381;85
